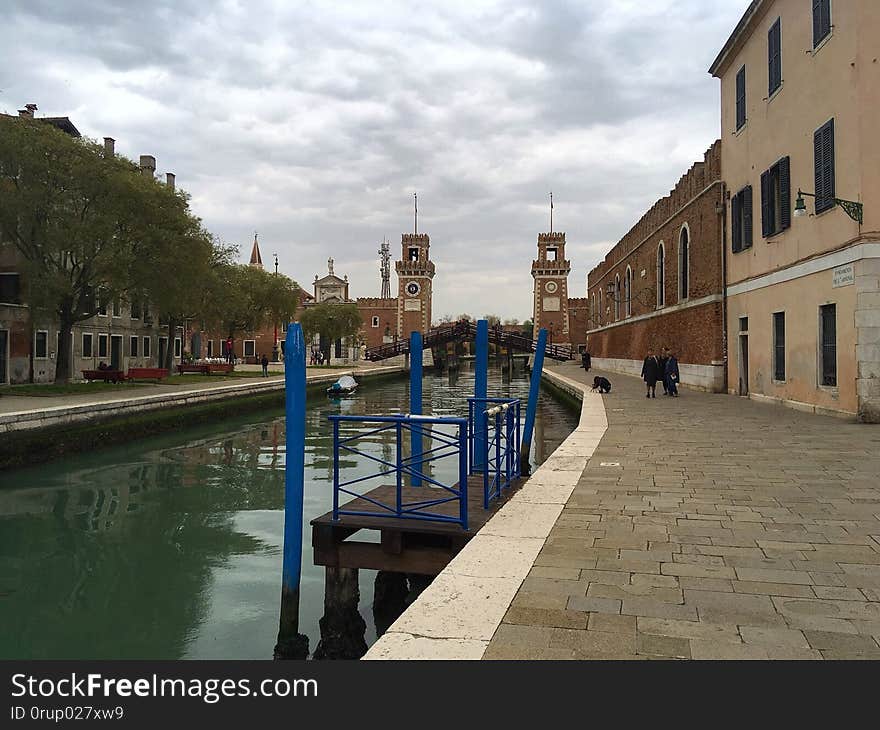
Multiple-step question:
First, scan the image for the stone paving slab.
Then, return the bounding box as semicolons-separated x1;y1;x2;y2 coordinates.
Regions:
485;363;880;660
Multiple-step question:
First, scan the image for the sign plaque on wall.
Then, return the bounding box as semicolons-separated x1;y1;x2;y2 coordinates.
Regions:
832;264;855;289
543;296;561;312
404;299;421;311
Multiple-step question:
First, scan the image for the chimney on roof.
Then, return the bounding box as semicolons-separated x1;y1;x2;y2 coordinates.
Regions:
18;103;38;119
139;155;156;178
165;172;176;191
103;137;115;158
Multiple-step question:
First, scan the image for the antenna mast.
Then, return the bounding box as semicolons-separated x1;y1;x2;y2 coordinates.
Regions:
379;237;391;299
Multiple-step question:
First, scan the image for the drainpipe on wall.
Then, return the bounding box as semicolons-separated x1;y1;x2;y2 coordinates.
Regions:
720;183;729;394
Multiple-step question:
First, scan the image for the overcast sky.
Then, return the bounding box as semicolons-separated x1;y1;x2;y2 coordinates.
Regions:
1;0;746;321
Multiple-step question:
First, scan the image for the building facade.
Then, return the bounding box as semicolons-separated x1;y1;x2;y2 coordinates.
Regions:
586;142;726;391
356;231;436;348
710;0;880;420
531;232;575;349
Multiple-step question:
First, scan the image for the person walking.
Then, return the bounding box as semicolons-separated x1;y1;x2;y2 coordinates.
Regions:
260;353;269;377
658;348;670;395
665;351;680;397
641;348;662;398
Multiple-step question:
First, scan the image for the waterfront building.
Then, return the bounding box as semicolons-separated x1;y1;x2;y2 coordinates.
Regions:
586;143;726;392
710;0;880;420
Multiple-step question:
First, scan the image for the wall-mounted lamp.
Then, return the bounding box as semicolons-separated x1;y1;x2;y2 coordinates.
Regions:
794;188;863;225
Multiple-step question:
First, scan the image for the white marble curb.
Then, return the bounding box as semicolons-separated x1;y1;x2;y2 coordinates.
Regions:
363;368;608;660
0;366;405;433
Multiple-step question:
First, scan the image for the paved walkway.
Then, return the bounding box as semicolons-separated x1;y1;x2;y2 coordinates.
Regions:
485;363;880;659
0;363;386;416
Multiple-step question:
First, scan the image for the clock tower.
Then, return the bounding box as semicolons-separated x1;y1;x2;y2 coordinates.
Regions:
396;233;435;336
531;232;571;345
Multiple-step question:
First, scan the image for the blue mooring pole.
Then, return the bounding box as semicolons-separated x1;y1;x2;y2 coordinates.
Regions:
410;330;423;486
473;319;489;471
274;323;309;660
520;328;548;476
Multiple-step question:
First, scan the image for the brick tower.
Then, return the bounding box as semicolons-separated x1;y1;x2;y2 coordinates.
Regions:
396;233;435;336
531;232;571;345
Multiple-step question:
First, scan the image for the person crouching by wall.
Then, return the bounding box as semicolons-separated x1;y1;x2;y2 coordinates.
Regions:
641;348;662;399
665;351;680;397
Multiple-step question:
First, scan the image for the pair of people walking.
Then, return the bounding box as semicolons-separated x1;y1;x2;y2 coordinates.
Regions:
641;347;679;398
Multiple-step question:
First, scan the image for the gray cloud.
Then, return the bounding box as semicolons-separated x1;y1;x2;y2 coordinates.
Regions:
0;0;747;320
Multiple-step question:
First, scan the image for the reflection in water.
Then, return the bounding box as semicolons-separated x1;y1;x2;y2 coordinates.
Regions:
0;364;578;659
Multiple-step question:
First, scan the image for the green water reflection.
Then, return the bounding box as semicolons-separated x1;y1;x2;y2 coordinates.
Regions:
0;365;577;659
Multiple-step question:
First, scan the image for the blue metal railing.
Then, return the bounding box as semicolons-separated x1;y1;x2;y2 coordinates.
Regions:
329;414;469;529
467;398;521;509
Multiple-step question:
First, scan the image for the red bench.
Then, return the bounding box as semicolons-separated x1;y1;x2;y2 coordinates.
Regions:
82;369;125;384
127;367;169;382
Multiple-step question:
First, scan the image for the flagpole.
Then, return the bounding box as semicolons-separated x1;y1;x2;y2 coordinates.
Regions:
414;192;418;235
550;192;553;233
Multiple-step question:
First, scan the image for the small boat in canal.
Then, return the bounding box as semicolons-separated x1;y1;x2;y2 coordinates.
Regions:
327;375;358;397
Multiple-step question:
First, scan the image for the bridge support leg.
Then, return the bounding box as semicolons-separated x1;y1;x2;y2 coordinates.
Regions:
372;571;409;638
520;328;548;477
410;331;423;486
274;323;309;660
313;567;368;660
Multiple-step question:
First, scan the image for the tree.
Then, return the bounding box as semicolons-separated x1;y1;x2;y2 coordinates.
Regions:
127;181;219;371
298;303;361;364
203;263;300;351
0;115;168;382
521;320;534;339
483;314;502;327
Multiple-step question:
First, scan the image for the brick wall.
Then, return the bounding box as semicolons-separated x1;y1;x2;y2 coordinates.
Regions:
567;297;589;352
586;140;725;369
357;297;398;349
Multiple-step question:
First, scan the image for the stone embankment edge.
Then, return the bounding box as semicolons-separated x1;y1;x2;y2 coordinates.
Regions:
363;368;609;660
0;367;405;434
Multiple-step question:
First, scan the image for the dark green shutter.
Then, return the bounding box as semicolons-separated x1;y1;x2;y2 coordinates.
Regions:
779;156;791;231
731;193;742;253
768;19;782;95
760;171;771;237
815;119;835;213
736;66;746;130
743;186;753;249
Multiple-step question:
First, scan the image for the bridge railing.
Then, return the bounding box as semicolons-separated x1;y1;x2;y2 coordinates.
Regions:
467;398;521;509
329;414;469;529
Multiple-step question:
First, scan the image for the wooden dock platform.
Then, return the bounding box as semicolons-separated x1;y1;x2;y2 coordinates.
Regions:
311;475;524;576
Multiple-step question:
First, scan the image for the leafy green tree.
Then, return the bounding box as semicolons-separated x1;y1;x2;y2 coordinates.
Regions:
204;263;300;348
298;303;361;364
521;319;534;339
0;115;163;382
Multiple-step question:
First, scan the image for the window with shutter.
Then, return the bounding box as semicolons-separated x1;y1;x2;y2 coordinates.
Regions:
820;303;837;387
813;0;832;48
768;19;782;96
760;157;792;237
731;187;754;253
814;119;835;214
735;66;746;131
773;312;786;381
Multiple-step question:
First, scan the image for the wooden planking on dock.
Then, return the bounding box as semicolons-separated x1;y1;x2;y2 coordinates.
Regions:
311;474;523;575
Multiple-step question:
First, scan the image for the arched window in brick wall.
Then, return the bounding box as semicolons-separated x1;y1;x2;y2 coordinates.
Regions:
614;274;621;321
679;225;690;301
657;242;666;308
625;266;632;318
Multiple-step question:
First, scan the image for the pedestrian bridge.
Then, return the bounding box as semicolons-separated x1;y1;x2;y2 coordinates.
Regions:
364;320;574;363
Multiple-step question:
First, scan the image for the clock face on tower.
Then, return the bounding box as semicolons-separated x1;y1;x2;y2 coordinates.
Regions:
405;281;421;297
545;281;559;294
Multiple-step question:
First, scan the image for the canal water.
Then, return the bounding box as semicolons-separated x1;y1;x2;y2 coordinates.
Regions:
0;364;578;659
